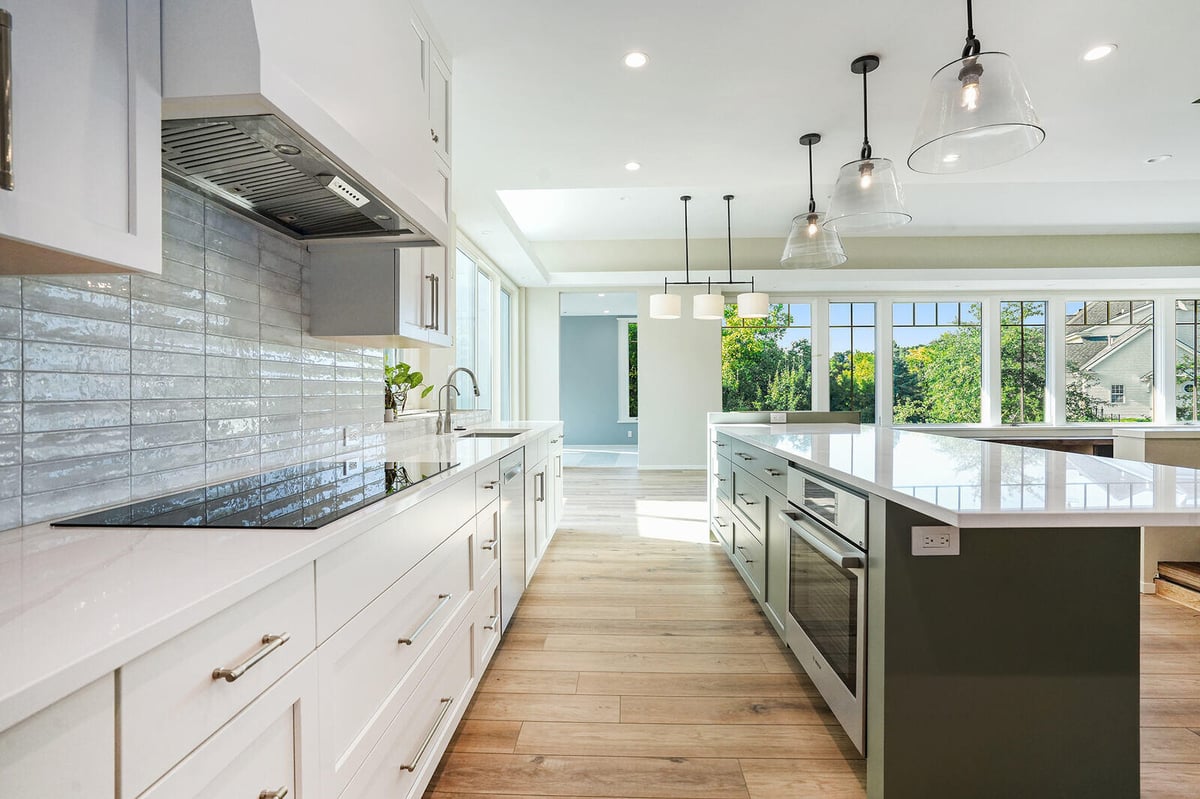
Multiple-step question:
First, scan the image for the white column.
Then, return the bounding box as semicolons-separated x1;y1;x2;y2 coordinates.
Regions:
1153;295;1175;424
876;301;893;426
981;297;1002;426
1046;297;1067;426
812;298;830;411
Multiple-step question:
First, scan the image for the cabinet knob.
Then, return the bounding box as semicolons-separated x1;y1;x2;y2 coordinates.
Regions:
259;789;289;799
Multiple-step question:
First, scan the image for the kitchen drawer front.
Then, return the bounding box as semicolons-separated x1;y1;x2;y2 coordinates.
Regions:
318;523;472;795
711;498;734;554
474;459;501;513
713;432;734;459
140;655;318;799
0;675;114;799
731;444;788;494
121;566;316;799
473;575;502;674
341;619;473;799
713;454;732;500
316;473;475;640
732;513;766;601
528;433;549;467
474;502;500;587
731;464;767;534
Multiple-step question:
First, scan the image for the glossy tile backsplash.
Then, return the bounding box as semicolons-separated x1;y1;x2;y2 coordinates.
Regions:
0;184;422;531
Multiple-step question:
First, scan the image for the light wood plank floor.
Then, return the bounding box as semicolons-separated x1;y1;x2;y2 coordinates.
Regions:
426;467;1200;799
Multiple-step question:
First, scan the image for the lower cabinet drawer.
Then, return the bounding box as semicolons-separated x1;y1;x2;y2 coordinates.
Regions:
474;459;501;513
711;499;734;554
140;655;318;799
732;464;767;533
713;455;732;501
318;523;472;796
473;576;502;675
0;675;114;798
121;566;316;799
474;503;500;588
340;620;473;799
733;515;767;601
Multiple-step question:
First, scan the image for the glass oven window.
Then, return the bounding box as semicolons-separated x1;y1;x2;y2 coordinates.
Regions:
789;528;859;694
802;477;838;527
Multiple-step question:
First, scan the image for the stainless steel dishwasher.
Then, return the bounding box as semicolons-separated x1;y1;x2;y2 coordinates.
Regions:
498;450;526;632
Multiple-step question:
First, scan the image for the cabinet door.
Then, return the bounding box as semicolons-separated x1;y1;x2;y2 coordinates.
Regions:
430;50;451;164
0;0;161;275
423;246;452;347
763;492;790;637
395;247;428;341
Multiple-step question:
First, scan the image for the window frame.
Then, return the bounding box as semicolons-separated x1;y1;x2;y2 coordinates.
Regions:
617;317;638;422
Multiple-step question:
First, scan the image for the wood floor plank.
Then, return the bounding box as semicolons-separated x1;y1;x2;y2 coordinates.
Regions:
632;605;766;621
426;752;750;799
1142;653;1200;674
1140;763;1200;799
507;618;774;637
479;670;579;695
620;695;836;725
467;693;620;723
738;758;867;799
1142;728;1200;763
513;721;858;759
516;604;638;620
1141;634;1200;655
541;633;785;655
445;720;523;754
576;671;821;698
491;650;771;674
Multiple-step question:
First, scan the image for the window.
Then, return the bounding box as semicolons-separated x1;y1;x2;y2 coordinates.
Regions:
722;303;812;412
1064;300;1153;422
618;319;637;420
1000;301;1047;424
1110;384;1125;404
500;288;513;421
892;301;982;423
829;302;875;423
454;249;494;410
1177;300;1200;423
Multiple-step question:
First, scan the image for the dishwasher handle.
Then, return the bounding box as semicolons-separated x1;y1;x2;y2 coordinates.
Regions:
778;509;864;570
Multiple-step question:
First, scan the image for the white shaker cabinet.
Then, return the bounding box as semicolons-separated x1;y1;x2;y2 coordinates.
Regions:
308;242;454;348
0;0;162;276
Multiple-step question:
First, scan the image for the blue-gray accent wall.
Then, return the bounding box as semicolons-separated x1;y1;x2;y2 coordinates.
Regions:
559;315;638;446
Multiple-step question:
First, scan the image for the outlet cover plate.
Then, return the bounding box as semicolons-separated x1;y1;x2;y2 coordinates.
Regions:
912;525;960;556
770;412;787;423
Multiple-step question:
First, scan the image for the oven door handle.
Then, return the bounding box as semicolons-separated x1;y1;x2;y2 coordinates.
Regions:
779;510;864;569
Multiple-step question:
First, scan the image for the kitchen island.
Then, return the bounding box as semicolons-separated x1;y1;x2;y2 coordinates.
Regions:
710;422;1200;799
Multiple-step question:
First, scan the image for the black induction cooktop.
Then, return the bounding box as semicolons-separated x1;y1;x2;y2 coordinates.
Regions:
52;459;459;529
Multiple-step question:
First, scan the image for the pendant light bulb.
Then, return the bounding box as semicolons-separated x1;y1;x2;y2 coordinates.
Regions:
959;60;983;110
782;132;847;268
858;162;874;189
806;213;819;237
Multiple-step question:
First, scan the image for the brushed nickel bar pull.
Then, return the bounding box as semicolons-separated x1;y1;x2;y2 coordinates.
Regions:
713;441;726;447
712;473;726;482
433;274;440;330
735;452;755;461
736;492;757;505
481;538;497;551
483;614;498;631
425;274;437;329
398;593;452;645
763;468;783;477
713;516;728;528
212;632;291;682
0;9;11;190
482;479;500;490
259;788;288;799
400;697;453;772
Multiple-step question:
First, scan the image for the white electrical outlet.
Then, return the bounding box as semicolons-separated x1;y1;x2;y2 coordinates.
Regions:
770;412;787;424
912;526;960;556
627;430;633;438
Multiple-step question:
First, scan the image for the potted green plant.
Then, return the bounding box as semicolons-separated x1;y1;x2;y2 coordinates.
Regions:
384;360;434;420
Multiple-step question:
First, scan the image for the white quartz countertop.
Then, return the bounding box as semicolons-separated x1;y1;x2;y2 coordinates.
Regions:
716;423;1200;528
0;420;559;731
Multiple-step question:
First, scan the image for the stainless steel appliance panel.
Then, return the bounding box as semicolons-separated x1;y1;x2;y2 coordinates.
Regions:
498;451;526;632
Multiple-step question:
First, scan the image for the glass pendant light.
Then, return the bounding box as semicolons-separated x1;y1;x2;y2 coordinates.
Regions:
908;0;1044;174
781;133;847;268
824;55;911;234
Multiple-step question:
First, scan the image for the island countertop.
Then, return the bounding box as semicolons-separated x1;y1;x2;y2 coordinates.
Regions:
715;423;1200;528
0;421;558;732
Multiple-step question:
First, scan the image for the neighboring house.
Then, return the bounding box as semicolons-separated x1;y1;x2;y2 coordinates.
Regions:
1065;301;1154;420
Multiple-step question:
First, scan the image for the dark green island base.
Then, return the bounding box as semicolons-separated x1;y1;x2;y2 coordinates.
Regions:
868;498;1139;798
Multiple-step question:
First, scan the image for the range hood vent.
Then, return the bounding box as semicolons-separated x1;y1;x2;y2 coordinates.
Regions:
162;115;428;242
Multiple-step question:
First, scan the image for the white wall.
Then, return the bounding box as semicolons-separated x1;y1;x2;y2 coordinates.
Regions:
636;286;722;469
524;287;561;422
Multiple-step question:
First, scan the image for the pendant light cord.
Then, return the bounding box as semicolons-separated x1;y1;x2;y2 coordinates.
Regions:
682;195;691;283
962;0;981;58
860;68;872;160
806;142;816;214
725;195;734;283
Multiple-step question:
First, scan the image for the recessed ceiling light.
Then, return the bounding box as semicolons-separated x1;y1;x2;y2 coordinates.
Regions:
942;153;960;164
1083;43;1117;61
603;310;611;314
598;293;606;297
624;51;649;69
1146;154;1173;164
624;161;641;172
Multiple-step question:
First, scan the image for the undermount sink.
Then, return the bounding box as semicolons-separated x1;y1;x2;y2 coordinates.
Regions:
457;430;525;439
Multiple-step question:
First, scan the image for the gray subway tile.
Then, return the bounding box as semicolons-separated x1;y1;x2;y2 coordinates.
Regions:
23;280;131;322
205;314;260;340
132;375;206;400
24;428;130;463
206;416;260;441
205;377;260;398
24;373;130;402
163;211;204;246
302;381;336;398
259;285;301;313
302;395;336;413
0;466;19;499
261;343;302;363
131;324;206;354
22;476;131;525
205;245;260;280
131;421;205;450
131;464;207;500
261;414;301;435
205;204;261;245
0;497;20;529
205;271;260;303
206;355;260;379
260;446;305;471
162;234;205;267
258;267;301;297
206;335;260;359
335;394;365;411
23;342;131;374
261;396;303;417
131;299;205;332
0;434;18;466
163;184;204;223
23;453;130;495
262;378;301;397
205;454;260;484
259;236;307;271
261;306;302;330
260;323;302;346
0;339;17;370
159;258;206;290
205;291;260;323
131;442;207;476
0;403;19;435
24;401;130;433
301;344;337;365
130;399;205;425
131;350;205;377
131;275;205;309
0;306;21;338
206;435;260;462
260;360;302;380
261;430;303;453
22;310;129;348
0;278;20;308
302;363;336;382
26;275;130;298
206;397;260;419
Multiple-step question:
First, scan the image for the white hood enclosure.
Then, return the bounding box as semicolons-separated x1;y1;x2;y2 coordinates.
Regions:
162;0;450;246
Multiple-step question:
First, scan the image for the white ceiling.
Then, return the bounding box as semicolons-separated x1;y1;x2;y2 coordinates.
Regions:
425;0;1200;286
558;292;639;317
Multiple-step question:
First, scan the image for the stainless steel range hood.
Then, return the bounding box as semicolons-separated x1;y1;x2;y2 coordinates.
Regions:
162;115;429;242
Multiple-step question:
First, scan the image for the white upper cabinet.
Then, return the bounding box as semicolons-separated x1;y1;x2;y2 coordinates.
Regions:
0;0;161;275
162;0;452;245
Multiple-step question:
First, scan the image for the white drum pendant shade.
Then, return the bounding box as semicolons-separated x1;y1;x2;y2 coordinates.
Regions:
693;293;725;320
908;51;1044;174
781;212;847;269
737;292;770;319
823;157;911;234
649;292;681;319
